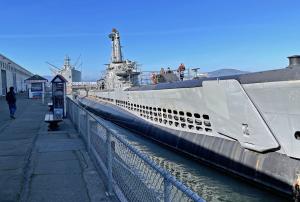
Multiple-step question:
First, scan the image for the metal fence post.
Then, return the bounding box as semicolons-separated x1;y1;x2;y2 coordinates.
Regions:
71;102;75;124
86;111;91;152
69;102;71;119
164;177;171;202
107;131;113;195
66;101;68;117
78;107;81;134
67;101;70;118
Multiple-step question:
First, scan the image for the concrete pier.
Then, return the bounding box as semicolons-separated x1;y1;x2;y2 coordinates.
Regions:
0;95;114;202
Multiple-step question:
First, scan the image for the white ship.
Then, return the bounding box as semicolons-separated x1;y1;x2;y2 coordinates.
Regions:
48;55;82;83
78;28;300;199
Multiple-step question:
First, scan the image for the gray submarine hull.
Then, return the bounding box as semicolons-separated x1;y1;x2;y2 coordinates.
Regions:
78;97;299;197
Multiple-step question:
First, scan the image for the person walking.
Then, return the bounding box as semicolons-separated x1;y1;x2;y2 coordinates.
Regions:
6;87;16;119
177;63;186;81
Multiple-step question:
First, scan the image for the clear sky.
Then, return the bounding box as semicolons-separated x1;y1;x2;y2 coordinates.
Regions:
1;0;300;80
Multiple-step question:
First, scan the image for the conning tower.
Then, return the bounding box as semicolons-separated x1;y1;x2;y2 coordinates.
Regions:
287;55;300;68
109;28;123;63
100;28;140;90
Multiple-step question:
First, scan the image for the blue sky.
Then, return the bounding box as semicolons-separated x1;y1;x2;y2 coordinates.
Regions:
1;0;300;80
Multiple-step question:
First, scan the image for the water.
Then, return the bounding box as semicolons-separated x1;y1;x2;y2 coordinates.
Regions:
96;117;289;202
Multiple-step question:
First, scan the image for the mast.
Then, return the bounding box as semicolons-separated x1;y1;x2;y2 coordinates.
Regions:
64;55;72;70
109;28;123;63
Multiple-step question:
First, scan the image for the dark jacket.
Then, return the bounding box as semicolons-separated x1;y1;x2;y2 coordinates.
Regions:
6;91;16;105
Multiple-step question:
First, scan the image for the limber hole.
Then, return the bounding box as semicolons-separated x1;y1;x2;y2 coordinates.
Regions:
295;131;300;140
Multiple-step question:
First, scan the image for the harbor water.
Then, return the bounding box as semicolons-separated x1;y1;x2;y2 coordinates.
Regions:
95;116;289;202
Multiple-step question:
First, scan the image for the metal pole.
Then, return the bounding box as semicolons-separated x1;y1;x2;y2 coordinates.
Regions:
78;107;81;134
86;111;91;152
66;101;69;117
42;82;45;104
72;102;75;123
107;131;113;195
164;177;172;202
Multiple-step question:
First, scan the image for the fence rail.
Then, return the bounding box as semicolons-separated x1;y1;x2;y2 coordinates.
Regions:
66;97;205;202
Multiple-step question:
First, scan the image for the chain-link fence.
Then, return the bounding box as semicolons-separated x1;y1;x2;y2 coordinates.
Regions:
67;97;205;202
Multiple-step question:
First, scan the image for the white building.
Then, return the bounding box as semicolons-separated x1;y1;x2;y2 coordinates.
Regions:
0;54;33;96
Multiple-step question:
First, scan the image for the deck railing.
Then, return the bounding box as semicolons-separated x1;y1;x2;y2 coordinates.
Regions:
138;68;208;85
66;97;205;202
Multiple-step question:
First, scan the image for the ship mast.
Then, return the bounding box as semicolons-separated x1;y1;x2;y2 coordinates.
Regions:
64;55;73;70
109;28;123;63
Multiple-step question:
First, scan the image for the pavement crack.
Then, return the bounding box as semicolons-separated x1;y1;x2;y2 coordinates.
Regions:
18;132;40;202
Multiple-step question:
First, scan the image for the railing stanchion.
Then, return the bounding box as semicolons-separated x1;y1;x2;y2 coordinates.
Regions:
72;102;75;124
164;177;172;202
86;111;91;152
78;107;81;134
107;131;113;195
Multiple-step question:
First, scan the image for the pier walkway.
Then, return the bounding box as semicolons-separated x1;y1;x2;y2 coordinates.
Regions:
0;95;114;202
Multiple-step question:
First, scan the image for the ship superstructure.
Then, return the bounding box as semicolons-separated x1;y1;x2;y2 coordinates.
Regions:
98;28;140;90
49;55;82;83
77;29;300;198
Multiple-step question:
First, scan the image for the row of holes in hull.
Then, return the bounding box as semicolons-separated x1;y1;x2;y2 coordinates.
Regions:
115;99;213;133
91;95;213;133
